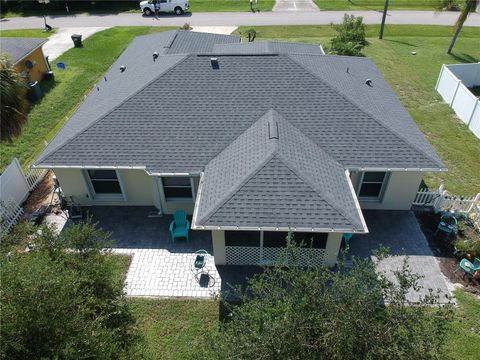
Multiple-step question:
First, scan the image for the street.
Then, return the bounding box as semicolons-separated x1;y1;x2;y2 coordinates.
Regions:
1;10;479;30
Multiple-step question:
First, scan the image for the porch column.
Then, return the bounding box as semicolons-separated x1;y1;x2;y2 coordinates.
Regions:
212;230;226;265
324;233;343;267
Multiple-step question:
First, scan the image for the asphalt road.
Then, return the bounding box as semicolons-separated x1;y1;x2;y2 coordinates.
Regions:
0;10;479;30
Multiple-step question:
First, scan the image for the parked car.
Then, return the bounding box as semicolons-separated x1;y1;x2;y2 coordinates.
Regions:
140;0;189;16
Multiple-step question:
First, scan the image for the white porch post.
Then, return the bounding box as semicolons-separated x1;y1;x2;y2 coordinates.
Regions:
324;233;343;267
212;230;226;265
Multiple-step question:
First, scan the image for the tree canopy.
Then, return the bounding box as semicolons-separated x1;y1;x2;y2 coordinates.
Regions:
211;245;453;359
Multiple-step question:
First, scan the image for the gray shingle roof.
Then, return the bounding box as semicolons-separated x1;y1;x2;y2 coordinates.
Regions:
0;37;47;64
36;52;444;172
212;40;324;55
193;110;365;231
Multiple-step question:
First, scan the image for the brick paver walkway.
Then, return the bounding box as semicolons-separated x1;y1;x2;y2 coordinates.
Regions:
113;248;221;298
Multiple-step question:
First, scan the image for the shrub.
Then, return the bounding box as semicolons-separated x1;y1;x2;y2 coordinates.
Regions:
210;243;453;359
330;14;368;57
0;220;137;360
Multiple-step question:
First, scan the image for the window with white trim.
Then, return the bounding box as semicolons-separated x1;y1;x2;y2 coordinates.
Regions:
162;177;194;201
87;170;122;195
358;172;388;200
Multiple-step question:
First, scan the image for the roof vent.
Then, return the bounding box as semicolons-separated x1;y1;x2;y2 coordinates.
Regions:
153;52;159;62
365;79;373;87
210;57;219;69
120;65;126;73
268;120;279;140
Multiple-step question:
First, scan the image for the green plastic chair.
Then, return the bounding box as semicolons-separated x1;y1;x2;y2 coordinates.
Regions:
343;233;354;249
169;210;190;242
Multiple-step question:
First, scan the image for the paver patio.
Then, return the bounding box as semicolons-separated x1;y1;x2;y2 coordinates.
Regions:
83;207;451;302
348;211;452;304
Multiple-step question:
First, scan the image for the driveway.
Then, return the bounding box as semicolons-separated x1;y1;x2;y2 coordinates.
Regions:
349;211;452;304
273;0;319;12
43;27;107;60
1;11;479;30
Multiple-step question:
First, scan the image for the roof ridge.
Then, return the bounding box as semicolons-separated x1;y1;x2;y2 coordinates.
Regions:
196;151;277;225
287;54;442;167
36;53;190;165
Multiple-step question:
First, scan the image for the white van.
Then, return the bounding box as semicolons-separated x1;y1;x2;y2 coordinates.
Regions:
140;0;189;16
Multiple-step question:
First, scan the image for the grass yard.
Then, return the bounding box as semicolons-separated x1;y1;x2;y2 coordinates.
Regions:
313;0;457;10
190;0;275;12
445;290;480;359
0;27;175;172
0;28;55;38
235;25;480;194
126;290;480;359
129;298;219;359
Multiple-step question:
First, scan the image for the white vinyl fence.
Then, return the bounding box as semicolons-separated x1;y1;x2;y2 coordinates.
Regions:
413;184;480;229
436;63;480;139
0;158;47;232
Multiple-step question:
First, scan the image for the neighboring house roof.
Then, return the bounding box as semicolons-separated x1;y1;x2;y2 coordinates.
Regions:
212;40;324;55
192;109;366;232
0;37;47;64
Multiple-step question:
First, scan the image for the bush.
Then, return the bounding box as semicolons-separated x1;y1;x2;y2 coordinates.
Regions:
210;244;453;359
0;220;137;360
330;14;368;57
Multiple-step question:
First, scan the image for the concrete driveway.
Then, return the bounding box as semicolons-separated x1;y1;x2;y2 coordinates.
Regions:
273;0;319;12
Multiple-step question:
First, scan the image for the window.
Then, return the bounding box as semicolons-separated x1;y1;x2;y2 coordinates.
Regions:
87;170;122;195
162;177;193;201
263;232;327;248
225;231;260;247
358;172;388;200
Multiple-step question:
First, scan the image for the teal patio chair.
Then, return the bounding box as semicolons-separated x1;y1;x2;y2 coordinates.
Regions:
169;210;190;242
456;257;480;276
343;233;354;250
434;213;457;239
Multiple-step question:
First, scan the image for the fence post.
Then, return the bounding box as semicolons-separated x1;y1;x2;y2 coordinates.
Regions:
435;64;444;90
466;99;479;127
450;79;461;106
467;193;480;213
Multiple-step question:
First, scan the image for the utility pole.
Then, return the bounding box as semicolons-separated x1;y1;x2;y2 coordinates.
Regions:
379;0;389;39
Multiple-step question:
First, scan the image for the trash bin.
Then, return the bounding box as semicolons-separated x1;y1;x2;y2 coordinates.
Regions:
71;34;83;47
27;81;43;102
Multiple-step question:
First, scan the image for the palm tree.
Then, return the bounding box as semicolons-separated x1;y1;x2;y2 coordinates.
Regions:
0;55;28;142
447;0;479;54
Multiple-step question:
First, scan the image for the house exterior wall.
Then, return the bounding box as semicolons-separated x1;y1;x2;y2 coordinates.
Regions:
54;168;156;206
15;47;49;82
53;169;198;213
350;171;422;210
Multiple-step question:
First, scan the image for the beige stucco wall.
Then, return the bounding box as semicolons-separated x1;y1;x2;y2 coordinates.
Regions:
15;47;49;82
53;169;199;213
350;171;423;210
54;168;156;206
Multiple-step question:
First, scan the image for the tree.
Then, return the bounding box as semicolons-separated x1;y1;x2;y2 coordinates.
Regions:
210;243;453;359
0;55;28;142
0;220;137;359
330;14;368;57
379;0;389;39
448;0;479;54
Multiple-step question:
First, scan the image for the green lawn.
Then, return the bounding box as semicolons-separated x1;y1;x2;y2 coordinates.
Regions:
236;25;480;194
0;28;55;38
445;290;480;359
189;0;275;12
313;0;457;10
0;27;175;172
129;298;219;359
